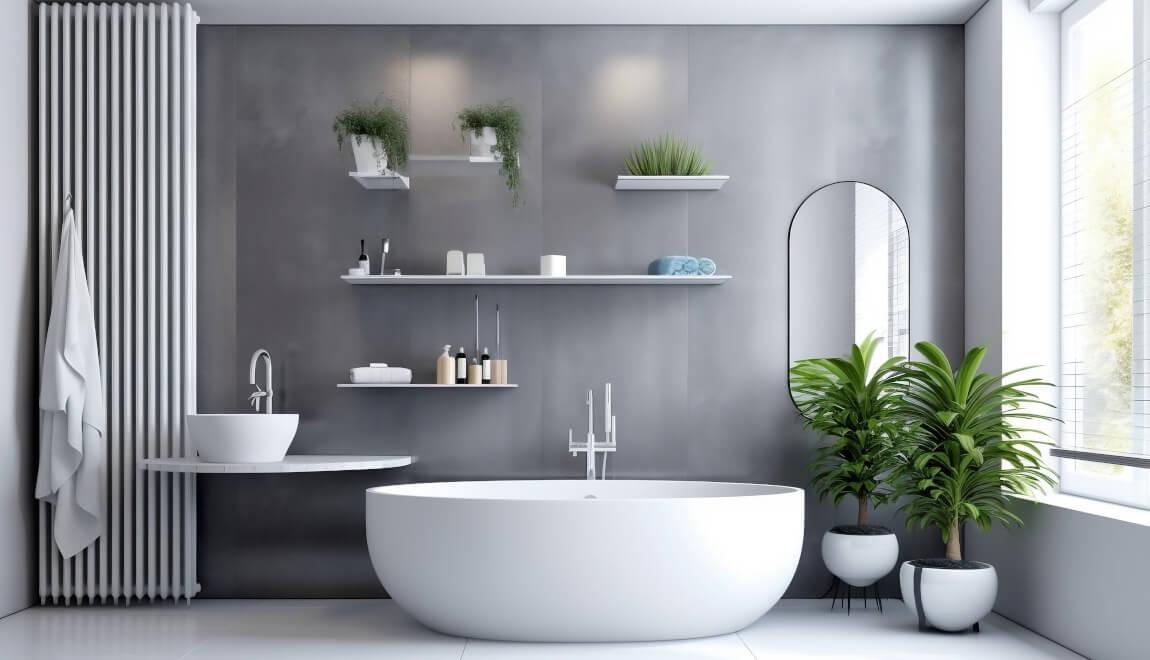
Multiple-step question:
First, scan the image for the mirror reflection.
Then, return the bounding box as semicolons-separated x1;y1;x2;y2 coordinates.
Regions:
788;182;909;379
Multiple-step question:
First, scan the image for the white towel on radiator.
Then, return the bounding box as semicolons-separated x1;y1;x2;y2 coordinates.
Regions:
35;206;106;559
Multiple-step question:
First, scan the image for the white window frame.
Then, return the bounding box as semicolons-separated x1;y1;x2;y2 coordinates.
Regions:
1055;0;1150;508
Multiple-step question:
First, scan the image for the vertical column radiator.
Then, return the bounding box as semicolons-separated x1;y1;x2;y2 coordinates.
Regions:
37;2;199;604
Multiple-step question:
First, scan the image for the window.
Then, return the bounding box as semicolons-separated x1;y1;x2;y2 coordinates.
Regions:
1058;0;1150;507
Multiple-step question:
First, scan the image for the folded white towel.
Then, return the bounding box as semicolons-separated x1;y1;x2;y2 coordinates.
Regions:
350;366;413;384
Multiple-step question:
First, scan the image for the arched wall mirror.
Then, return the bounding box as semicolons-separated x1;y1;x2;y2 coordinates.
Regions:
788;182;910;404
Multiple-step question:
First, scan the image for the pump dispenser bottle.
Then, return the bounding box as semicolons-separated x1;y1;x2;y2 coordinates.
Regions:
481;347;491;384
437;345;454;385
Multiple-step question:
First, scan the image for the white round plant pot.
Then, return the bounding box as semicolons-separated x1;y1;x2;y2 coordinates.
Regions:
900;559;997;632
351;134;389;174
821;526;899;588
468;126;498;159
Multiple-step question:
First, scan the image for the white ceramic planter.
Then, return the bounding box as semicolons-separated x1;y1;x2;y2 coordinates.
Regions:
899;560;997;632
821;529;899;588
351;134;390;174
468;126;498;159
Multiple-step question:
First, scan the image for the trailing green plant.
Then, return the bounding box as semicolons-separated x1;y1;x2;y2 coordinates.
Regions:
456;100;523;205
892;342;1057;561
624;134;711;177
333;98;409;169
789;333;909;526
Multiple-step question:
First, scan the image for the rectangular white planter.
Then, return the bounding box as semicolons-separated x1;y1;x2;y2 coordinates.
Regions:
615;175;730;191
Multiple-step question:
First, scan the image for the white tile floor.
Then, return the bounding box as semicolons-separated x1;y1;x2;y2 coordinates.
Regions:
0;598;1083;660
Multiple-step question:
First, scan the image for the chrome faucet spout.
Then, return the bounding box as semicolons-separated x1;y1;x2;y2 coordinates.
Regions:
248;349;274;414
568;383;617;481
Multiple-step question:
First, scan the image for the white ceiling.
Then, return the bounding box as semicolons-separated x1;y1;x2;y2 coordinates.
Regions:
192;0;988;25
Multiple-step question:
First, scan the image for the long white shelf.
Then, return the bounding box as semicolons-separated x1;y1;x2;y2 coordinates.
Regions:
615;175;729;191
140;455;415;474
338;383;518;389
341;274;731;286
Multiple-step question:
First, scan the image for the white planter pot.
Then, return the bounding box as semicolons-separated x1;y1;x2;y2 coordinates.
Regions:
468;126;498;159
821;529;899;588
900;559;997;632
351;134;390;174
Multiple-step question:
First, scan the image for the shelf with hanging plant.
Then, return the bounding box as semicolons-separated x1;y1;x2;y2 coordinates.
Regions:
615;134;729;190
408;100;524;205
333;97;411;190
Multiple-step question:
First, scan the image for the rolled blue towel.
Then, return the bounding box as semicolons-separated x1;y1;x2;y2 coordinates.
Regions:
648;256;699;275
697;257;717;276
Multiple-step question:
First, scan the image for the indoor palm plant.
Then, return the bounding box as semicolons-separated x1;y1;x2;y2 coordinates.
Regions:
893;341;1056;632
624;134;711;176
333;98;409;174
789;333;908;590
456;100;522;205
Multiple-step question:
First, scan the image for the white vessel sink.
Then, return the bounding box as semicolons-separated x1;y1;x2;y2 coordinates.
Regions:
187;413;299;463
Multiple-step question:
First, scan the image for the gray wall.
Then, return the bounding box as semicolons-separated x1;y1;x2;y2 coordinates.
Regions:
197;25;965;597
0;0;34;619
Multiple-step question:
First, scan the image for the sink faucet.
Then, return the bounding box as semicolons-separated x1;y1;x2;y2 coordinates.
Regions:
248;348;274;414
569;383;617;480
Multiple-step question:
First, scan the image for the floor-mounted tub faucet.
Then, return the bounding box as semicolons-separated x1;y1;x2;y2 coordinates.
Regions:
248;348;274;414
569;383;617;480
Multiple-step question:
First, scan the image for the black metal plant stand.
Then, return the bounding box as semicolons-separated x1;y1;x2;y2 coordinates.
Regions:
819;576;884;614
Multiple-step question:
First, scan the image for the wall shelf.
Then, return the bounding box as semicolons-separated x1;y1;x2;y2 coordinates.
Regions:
406;154;511;177
140;455;415;474
349;171;410;190
341;274;731;286
615;175;729;191
338;383;518;389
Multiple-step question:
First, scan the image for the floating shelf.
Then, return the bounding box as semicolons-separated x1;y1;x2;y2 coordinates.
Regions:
338;383;518;389
409;155;504;164
341;274;731;286
349;171;410;190
406;154;511;177
140;455;415;474
615;175;730;191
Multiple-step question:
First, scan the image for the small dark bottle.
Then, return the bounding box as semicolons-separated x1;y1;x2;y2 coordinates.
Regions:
481;347;491;384
357;239;370;273
455;345;468;384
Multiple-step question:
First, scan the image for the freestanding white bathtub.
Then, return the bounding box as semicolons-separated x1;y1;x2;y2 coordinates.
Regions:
366;480;804;642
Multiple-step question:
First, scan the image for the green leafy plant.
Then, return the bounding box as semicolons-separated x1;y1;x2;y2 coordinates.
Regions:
624;134;711;176
333;98;409;169
456;100;523;205
789;333;909;526
893;342;1057;561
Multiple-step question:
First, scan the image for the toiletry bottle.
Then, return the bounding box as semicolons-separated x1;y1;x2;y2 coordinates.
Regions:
437;345;453;385
455;346;468;384
468;360;483;385
380;238;390;275
358;239;370;274
481;347;491;384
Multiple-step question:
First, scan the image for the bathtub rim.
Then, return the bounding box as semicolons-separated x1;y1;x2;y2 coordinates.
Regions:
366;479;803;502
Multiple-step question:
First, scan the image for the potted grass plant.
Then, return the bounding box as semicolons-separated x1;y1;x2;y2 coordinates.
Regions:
789;333;908;591
456;100;523;205
624;134;711;176
333;98;409;175
893;342;1056;632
